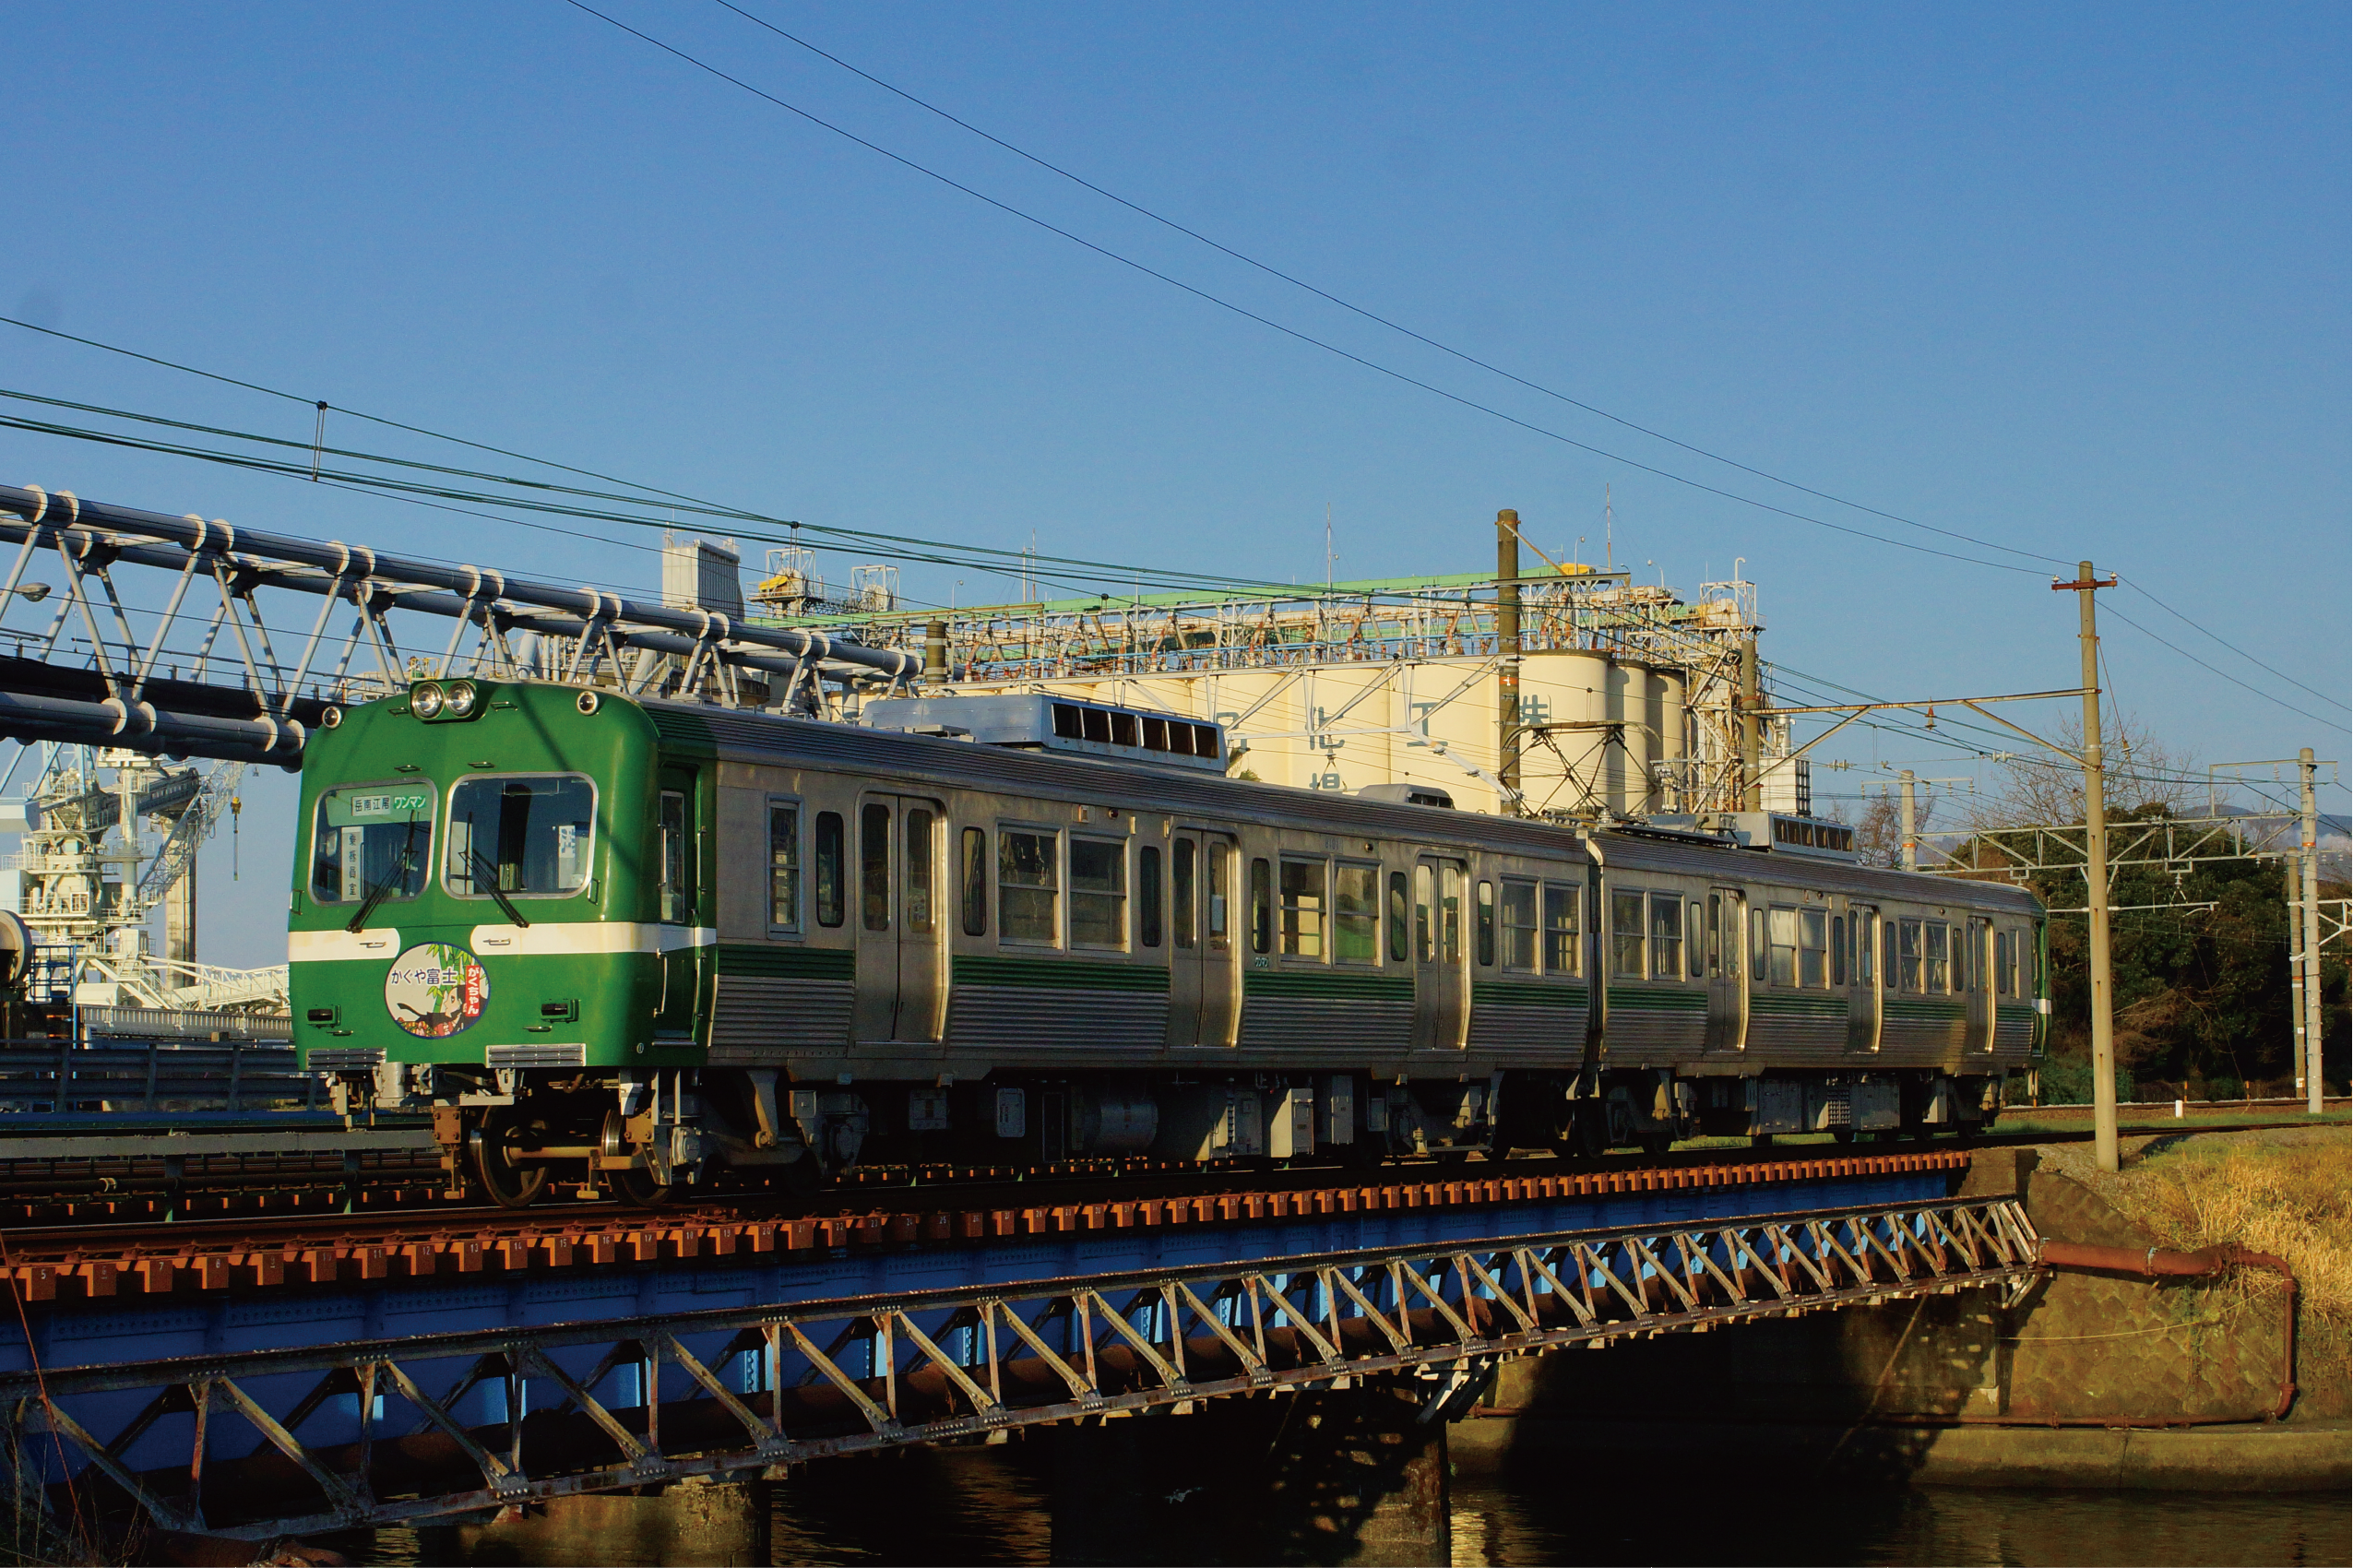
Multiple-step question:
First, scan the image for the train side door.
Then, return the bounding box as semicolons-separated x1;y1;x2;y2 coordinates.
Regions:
1167;830;1240;1046
653;767;709;1041
1848;904;1882;1052
1967;916;1994;1052
852;794;947;1043
1704;886;1747;1051
1411;856;1468;1050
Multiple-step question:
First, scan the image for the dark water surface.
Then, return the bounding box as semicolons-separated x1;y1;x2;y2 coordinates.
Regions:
353;1445;2348;1566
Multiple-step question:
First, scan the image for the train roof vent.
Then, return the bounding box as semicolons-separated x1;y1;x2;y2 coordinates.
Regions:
862;695;1226;772
1355;782;1455;809
1728;811;1859;861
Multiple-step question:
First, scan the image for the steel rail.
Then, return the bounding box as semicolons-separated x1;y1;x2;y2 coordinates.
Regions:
0;1192;2041;1541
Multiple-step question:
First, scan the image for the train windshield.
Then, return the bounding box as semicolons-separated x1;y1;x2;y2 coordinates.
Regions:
446;775;597;897
311;781;435;904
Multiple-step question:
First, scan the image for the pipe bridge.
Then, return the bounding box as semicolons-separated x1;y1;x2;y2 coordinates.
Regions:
3;1192;2040;1543
0;483;919;765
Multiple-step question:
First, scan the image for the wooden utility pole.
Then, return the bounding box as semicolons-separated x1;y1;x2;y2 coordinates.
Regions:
2054;562;2119;1172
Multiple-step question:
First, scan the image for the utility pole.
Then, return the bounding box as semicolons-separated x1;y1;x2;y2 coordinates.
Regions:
1899;770;1919;871
2288;850;2308;1100
2301;747;2323;1112
1496;510;1521;813
2055;562;2119;1172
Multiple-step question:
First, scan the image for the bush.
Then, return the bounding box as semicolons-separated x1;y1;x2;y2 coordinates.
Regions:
2036;1052;2133;1106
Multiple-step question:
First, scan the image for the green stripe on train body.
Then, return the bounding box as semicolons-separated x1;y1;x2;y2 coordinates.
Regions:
1245;967;1414;1003
289;681;679;1069
955;954;1171;993
1473;980;1588;1010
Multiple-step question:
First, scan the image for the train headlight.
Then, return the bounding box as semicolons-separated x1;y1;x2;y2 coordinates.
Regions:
410;682;446;719
444;679;479;719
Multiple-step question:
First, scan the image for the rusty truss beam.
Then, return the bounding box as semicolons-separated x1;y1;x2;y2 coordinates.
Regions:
3;1193;2039;1542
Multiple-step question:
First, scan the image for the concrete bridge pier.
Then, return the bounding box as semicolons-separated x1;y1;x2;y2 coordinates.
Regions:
414;1474;769;1567
1051;1384;1451;1566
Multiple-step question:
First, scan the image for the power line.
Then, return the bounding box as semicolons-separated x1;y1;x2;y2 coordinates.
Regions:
2101;603;2340;731
2114;574;2348;716
708;1;2071;576
556;0;2048;579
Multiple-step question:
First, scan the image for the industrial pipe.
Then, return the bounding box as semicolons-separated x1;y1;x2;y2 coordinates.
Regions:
0;485;919;683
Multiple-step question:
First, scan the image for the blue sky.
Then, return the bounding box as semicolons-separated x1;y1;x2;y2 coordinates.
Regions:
3;2;2346;965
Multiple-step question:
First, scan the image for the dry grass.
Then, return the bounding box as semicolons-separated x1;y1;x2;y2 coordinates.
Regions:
2091;1128;2350;1415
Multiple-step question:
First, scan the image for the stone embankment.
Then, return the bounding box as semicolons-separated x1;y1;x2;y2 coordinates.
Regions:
1454;1124;2350;1491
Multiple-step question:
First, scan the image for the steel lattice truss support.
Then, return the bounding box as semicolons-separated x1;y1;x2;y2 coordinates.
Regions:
1919;813;2299;913
0;1194;2040;1542
0;484;918;766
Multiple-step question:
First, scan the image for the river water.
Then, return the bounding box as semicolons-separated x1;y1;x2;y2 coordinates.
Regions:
355;1443;2349;1565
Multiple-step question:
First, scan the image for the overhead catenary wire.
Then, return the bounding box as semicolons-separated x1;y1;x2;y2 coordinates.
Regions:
707;0;2074;575
554;0;2049;579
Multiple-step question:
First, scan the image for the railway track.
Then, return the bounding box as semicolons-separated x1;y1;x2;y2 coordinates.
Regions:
0;1104;2334;1231
0;1144;1980;1304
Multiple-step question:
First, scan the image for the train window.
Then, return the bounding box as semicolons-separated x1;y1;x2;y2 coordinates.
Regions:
1052;705;1084;740
904;810;936;935
1138;845;1163;948
1765;908;1799;988
1143;717;1171;753
961;827;988;936
1475;881;1496;968
1993;930;2010;996
999;830;1058;944
1440;865;1464;963
1388;871;1411;963
1083;708;1112;744
1501;881;1538;970
1650;894;1684;980
311;780;435;906
1070;837;1125;949
1110;712;1140;748
767;801;801;933
305;788;392;908
659;790;690;924
1897;919;1923;993
1543;885;1580;976
2030;923;2045;994
1415;865;1435;962
1194;724;1220;761
1249;858;1273;955
1831;915;1847;986
1799;909;1827;988
861;803;892;932
1610;891;1645;979
1691;902;1705;977
1165;723;1195;758
1924;922;1950;993
1173;839;1196;949
1206;841;1231;952
1753;907;1767;979
815;812;846;927
1855;910;1874;985
1335;862;1380;964
447;776;598;902
1280;858;1327;958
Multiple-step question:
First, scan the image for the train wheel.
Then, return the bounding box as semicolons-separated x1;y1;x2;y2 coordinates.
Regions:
612;1166;671;1207
470;1111;550;1209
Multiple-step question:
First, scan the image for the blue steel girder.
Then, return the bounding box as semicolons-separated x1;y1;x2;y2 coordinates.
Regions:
0;1193;2041;1543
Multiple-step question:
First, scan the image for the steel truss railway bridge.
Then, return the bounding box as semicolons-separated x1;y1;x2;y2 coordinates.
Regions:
0;1156;2049;1546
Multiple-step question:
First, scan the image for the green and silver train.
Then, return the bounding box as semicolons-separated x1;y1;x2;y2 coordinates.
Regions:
291;678;2048;1206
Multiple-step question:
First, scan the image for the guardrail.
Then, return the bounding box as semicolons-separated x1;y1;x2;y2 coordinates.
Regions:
0;1038;321;1117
